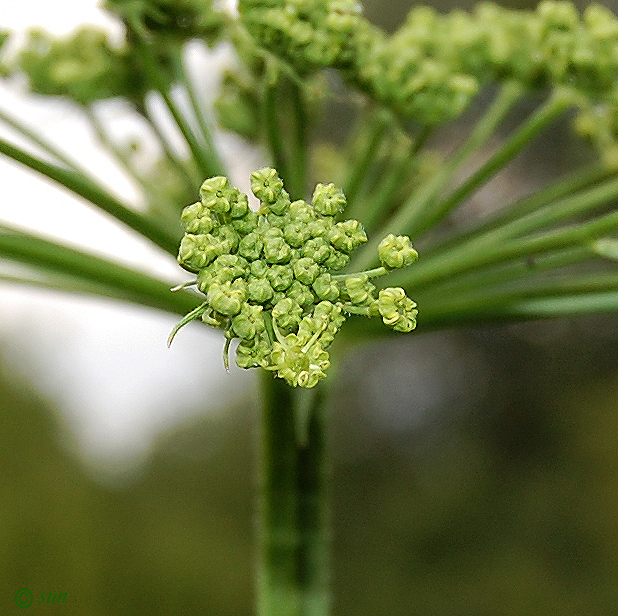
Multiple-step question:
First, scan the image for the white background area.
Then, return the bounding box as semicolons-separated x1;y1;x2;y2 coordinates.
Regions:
0;0;255;479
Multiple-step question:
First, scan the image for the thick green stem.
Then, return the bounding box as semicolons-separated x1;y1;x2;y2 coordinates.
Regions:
258;373;301;616
297;385;330;616
258;374;331;616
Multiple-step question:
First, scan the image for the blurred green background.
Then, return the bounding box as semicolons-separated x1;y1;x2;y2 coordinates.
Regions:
3;0;618;614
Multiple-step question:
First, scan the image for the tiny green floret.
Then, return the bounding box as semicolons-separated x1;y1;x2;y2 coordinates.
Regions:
170;168;419;387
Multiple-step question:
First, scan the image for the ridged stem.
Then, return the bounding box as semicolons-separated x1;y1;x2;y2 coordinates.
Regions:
258;374;331;616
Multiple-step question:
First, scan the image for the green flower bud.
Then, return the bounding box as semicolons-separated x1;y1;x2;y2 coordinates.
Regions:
214;225;240;254
287;280;316;307
301;237;331;264
373;287;418;332
378;233;419;269
267;264;294;291
302;301;346;346
208;281;245;316
250;259;269;278
200;176;236;214
312;272;340;301
269;189;292;215
288;199;314;223
327;219;367;253
247;275;274;303
196;267;216;293
263;228;292;263
238;231;264;260
232;209;259;235
181;202;216;234
211;254;249;282
251;167;284;204
307;217;334;238
270;333;331;388
232;304;265;339
230;193;250;218
267;211;289;228
312;182;347;216
323;249;350;271
293;256;320;284
236;333;271;368
284;220;311;247
178;233;219;270
344;274;375;305
273;297;303;331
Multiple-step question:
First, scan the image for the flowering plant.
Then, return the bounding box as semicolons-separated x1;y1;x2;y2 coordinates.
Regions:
3;0;618;614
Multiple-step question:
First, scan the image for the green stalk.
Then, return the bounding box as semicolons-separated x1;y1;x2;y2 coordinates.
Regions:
172;47;225;176
393;168;618;292
0;224;198;315
84;105;159;200
139;102;201;193
420;91;571;235
263;64;291;191
258;373;301;616
342;109;390;212
296;385;330;616
352;129;429;233
417;246;591;301
0;106;84;172
289;79;309;200
425;163;611;255
135;41;221;179
419;273;618;326
396;207;618;291
0;136;180;255
351;81;524;270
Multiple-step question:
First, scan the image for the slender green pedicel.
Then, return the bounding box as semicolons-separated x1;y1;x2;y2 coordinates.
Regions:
170;168;418;387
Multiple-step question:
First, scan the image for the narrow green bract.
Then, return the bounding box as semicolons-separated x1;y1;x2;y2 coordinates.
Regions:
169;168;418;387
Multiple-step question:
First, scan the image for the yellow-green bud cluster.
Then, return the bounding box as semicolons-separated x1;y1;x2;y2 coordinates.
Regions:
14;27;141;106
238;0;618;160
104;0;224;43
170;168;418;387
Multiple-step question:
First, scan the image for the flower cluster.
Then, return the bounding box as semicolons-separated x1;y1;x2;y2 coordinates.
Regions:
8;0;225;108
14;27;142;106
238;0;618;160
170;168;418;387
104;0;224;43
